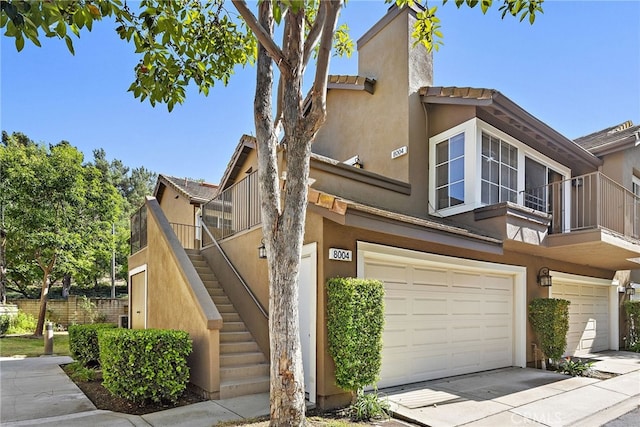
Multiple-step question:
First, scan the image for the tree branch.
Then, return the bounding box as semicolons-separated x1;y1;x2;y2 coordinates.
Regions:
304;0;342;135
302;3;327;68
232;0;291;76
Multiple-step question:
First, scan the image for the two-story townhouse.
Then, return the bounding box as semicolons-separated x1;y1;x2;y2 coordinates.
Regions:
128;4;640;409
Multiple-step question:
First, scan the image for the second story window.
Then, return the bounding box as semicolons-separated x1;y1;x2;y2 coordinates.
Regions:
435;133;465;209
481;133;518;205
429;118;570;217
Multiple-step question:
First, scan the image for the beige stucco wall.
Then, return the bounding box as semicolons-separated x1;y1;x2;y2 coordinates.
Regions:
600;146;640;190
158;184;196;226
129;201;221;398
313;6;431;186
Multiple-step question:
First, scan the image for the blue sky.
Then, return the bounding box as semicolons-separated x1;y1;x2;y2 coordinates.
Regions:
2;0;639;185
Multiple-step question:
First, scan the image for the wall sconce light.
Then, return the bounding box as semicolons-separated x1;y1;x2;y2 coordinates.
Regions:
537;267;552;287
626;286;636;296
258;239;267;259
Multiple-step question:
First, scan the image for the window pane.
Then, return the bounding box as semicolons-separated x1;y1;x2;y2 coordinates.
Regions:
450;158;464;183
437;187;449;209
450;133;464;159
490;136;499;159
436;141;448;165
482;133;490;157
490;161;499;184
450;182;464;206
482;158;490;180
489;183;499;204
509;167;517;190
436;164;448;187
481;181;490;204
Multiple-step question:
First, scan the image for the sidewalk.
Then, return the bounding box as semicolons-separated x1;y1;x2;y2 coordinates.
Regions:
0;356;270;427
1;352;638;426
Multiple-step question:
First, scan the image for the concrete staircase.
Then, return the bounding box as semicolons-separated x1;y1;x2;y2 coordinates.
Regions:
185;249;270;399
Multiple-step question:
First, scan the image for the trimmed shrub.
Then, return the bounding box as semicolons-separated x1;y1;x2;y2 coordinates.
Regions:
624;300;640;349
326;277;385;393
529;298;570;365
0;315;10;336
68;323;117;366
98;329;192;404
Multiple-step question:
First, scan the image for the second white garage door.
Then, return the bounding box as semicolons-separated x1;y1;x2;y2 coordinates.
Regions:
358;243;525;389
551;278;611;356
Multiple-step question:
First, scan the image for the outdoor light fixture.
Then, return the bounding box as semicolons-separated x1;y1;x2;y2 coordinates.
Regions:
258;239;267;259
537;267;552;287
626;286;636;296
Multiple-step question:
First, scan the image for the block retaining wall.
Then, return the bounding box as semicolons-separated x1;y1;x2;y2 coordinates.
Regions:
8;296;128;327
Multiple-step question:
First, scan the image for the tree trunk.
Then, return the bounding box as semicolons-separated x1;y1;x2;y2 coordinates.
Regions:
239;1;342;424
62;274;71;299
34;253;55;337
0;228;6;304
34;272;51;337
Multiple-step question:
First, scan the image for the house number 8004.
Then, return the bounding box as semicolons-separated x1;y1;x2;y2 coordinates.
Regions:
329;248;352;262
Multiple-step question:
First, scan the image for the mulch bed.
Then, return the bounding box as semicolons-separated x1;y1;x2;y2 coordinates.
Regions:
61;364;207;416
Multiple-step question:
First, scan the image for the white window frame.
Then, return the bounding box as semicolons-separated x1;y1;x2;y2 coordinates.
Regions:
429;118;571;219
632;175;640;197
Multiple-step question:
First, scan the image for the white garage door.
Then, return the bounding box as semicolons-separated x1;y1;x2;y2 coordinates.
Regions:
362;251;516;389
552;281;609;356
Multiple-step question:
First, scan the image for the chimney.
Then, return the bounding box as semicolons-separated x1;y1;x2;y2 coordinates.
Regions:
356;3;433;91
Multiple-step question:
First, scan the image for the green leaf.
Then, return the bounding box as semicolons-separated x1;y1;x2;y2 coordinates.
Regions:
15;35;24;52
64;35;75;55
56;20;67;37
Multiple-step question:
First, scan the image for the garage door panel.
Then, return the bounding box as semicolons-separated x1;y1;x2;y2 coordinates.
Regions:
451;325;483;344
485;299;510;314
452;272;484;288
367;262;407;283
413;327;448;345
414;297;448;314
451;299;482;315
383;329;408;348
486;275;513;291
554;282;610;356
413;267;449;286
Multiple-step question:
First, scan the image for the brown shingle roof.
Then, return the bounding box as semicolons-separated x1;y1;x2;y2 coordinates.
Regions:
155;174;218;204
328;75;376;94
574;121;640;155
421;86;496;102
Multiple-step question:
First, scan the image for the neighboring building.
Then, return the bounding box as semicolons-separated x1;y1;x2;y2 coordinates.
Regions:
128;4;640;408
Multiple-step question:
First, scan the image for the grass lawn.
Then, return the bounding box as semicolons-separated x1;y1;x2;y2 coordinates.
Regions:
0;333;70;357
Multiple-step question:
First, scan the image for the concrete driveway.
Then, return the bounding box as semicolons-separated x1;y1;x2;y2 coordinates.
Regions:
384;351;640;427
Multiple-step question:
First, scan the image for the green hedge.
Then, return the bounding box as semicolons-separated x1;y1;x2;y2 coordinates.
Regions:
529;298;570;363
624;300;640;348
68;323;117;366
98;329;192;404
327;277;385;392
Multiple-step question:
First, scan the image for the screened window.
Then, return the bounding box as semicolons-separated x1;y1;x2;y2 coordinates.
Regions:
481;133;517;205
435;133;465;209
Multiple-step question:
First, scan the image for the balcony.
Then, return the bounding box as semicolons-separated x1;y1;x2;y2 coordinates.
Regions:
202;170;261;241
522;172;640;270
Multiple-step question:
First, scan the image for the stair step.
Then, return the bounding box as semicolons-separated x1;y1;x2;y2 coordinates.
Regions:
221;363;269;381
221;312;241;322
222;322;248;333
216;304;236;313
208;288;226;297
212;295;231;305
198;272;217;282
221;341;260;354
220;351;266;367
220;331;253;342
191;260;209;269
220;376;270;399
